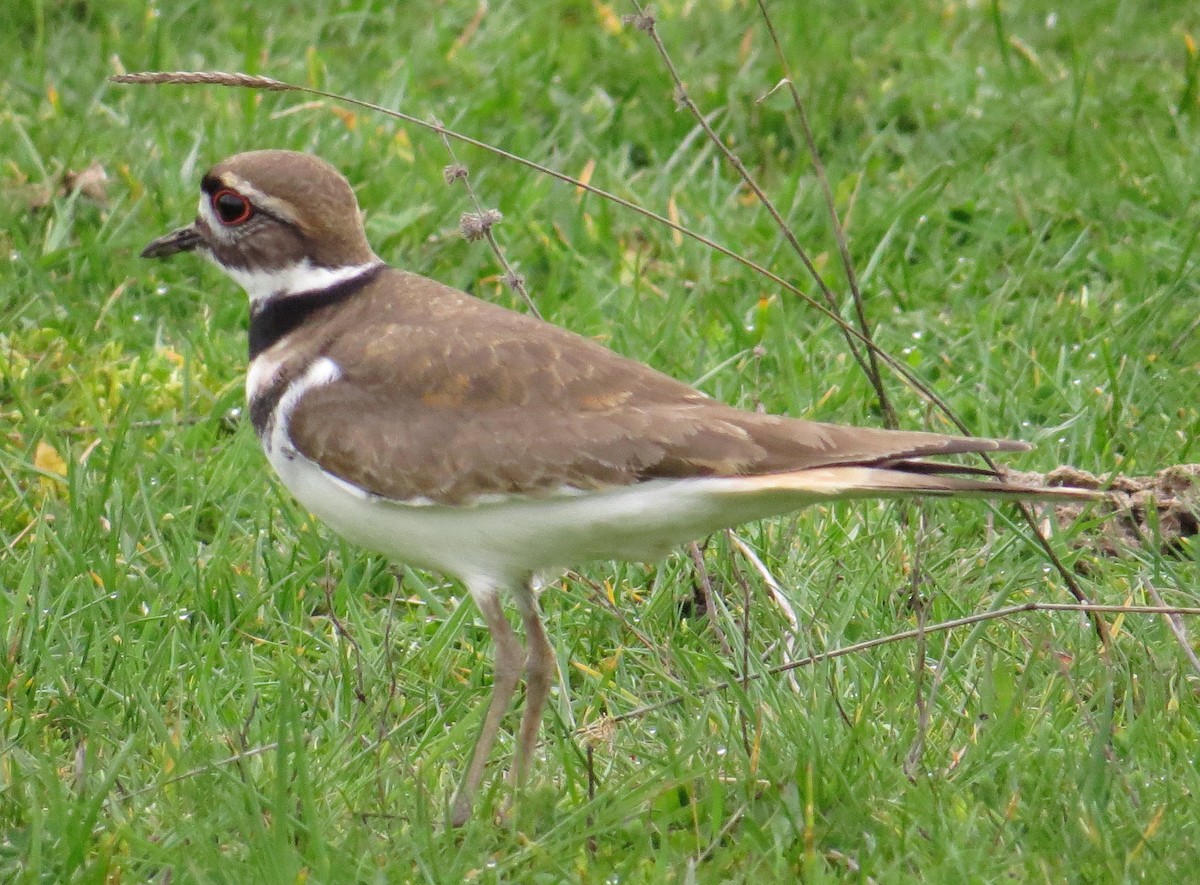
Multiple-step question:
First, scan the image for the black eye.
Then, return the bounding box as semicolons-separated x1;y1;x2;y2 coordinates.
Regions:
211;188;253;225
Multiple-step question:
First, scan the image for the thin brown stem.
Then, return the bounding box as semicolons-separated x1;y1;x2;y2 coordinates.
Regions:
105;72;983;437
617;12;1104;639
109;69;1110;640
687;541;731;656
435;121;541;318
599;602;1197;728
627;3;896;425
1143;580;1200;678
323;554;367;704
753;0;894;427
903;510;929;779
727;543;755;757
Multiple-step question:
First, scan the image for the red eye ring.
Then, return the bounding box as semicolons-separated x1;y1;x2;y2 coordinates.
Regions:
211;188;253;226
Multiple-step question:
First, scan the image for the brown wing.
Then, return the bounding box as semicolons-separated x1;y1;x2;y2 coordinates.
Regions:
286;269;1025;504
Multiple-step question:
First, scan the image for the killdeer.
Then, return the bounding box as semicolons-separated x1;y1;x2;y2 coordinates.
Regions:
141;149;1094;826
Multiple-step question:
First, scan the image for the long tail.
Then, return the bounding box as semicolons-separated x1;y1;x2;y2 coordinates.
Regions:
726;464;1102;503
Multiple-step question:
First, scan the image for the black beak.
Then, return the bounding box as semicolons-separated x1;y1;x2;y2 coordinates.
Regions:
141;223;203;259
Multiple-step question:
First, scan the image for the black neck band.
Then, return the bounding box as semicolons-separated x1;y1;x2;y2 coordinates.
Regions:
248;264;383;359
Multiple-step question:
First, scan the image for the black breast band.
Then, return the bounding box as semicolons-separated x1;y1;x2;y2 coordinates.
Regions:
248;264;384;359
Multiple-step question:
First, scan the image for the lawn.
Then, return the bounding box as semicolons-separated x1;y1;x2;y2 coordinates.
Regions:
3;0;1199;881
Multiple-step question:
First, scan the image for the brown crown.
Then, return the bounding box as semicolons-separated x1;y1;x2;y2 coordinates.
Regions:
201;150;379;270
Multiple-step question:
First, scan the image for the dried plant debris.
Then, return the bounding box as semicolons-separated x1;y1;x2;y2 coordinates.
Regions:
62;162;109;204
16;160;109;211
1009;464;1200;557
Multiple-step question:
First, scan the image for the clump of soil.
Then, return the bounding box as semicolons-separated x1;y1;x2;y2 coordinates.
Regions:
1008;464;1200;557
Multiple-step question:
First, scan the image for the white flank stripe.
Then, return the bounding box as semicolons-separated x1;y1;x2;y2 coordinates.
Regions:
246;350;285;402
258;457;832;589
263;356;342;454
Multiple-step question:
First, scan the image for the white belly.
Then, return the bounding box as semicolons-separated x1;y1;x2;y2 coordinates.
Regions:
266;441;799;586
251;356;828;588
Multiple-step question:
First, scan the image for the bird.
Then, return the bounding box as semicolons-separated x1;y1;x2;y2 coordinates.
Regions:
140;149;1095;826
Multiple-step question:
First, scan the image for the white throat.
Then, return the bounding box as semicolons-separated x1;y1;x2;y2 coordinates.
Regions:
214;258;381;305
194;190;380;304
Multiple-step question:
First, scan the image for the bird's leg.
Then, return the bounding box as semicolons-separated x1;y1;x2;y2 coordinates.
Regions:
511;579;555;788
450;586;524;828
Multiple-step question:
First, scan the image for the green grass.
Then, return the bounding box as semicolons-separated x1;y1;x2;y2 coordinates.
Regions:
3;0;1200;880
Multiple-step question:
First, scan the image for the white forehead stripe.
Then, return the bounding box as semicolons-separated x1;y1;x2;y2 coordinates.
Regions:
205;173;301;224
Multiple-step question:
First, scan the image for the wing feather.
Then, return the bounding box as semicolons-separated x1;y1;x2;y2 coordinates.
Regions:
285;269;1027;504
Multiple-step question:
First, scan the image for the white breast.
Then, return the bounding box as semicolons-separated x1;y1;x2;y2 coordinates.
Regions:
267;445;800;586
